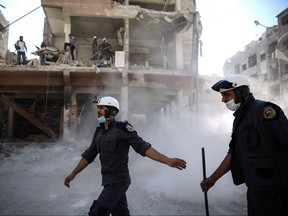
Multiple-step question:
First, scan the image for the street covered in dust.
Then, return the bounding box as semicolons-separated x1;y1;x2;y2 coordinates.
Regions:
0;113;247;215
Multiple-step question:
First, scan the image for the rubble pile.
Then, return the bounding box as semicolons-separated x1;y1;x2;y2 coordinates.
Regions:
31;46;113;67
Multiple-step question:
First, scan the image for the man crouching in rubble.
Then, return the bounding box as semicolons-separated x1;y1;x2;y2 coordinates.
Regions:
64;96;187;216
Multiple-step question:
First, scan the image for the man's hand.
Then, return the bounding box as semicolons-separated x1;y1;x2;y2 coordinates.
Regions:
63;158;89;188
200;176;216;192
166;158;187;170
64;173;76;188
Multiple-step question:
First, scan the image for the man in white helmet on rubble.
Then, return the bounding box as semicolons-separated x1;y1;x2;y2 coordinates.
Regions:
98;38;111;61
91;36;98;60
200;75;288;216
64;96;187;216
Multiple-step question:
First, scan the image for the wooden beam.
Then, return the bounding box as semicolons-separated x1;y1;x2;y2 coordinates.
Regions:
8;105;13;139
0;94;56;138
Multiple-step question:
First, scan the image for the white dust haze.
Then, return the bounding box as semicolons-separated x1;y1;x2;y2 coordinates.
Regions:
0;99;248;215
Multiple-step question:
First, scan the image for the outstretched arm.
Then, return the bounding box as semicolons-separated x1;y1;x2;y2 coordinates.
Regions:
64;158;89;188
145;146;186;170
200;153;231;192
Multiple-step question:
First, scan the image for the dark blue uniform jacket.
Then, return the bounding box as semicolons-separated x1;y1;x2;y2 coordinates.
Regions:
229;96;288;189
81;119;151;186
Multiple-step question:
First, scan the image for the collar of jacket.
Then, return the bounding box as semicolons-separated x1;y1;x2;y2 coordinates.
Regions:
99;118;116;130
233;95;255;118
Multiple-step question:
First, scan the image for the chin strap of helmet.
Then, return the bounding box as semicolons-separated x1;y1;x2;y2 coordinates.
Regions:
234;86;251;103
104;106;118;120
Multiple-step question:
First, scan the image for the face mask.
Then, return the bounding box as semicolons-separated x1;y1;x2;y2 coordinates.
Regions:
97;116;107;123
225;99;241;111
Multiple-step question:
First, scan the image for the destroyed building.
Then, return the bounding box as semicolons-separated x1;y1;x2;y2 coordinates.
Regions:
223;8;288;110
0;0;203;141
0;8;9;64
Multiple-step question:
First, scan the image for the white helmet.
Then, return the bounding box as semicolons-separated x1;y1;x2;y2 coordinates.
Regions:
102;38;107;42
93;36;97;39
212;75;250;93
97;96;119;113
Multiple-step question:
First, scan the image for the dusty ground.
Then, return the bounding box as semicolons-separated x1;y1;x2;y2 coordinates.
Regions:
0;141;247;215
0;114;247;215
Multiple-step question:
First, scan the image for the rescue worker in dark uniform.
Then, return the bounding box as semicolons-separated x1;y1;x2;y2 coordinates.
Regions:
91;36;98;60
200;75;288;216
64;96;187;216
98;38;112;61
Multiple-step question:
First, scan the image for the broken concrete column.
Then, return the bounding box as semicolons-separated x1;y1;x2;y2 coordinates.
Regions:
70;94;77;135
64;15;71;44
124;18;129;69
176;0;181;12
121;85;129;121
175;33;184;70
176;89;183;116
63;86;71;140
8;105;13;139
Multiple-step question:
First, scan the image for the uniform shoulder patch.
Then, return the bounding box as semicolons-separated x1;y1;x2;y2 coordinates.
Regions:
263;106;276;119
125;123;134;132
117;121;135;133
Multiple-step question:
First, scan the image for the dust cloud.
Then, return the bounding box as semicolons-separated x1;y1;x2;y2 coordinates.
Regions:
0;104;247;215
128;109;247;213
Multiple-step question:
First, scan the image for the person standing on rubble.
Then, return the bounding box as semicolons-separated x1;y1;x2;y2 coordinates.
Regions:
14;36;27;65
91;36;98;60
64;33;76;60
64;96;187;216
98;38;112;61
200;75;288;216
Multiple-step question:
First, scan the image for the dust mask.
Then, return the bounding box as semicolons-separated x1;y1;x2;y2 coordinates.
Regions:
97;116;107;123
225;99;241;111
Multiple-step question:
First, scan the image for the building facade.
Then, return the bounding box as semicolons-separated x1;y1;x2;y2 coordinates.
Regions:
0;0;203;140
223;8;288;110
0;8;9;63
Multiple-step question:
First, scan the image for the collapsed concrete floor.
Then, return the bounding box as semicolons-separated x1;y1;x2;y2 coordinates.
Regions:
0;114;247;215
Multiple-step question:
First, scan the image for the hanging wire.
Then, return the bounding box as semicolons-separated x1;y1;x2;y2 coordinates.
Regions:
0;5;41;32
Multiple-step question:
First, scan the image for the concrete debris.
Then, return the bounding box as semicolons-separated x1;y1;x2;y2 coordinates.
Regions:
24;134;50;142
31;46;114;68
138;7;193;28
31;46;67;65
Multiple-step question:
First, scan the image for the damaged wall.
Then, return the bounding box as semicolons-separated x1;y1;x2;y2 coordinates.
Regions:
41;0;196;71
0;0;201;140
0;9;9;61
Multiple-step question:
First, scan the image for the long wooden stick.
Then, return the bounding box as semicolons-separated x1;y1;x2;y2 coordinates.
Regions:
202;147;210;216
